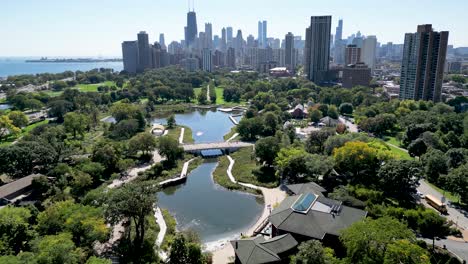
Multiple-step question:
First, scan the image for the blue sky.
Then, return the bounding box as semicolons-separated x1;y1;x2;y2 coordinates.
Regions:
1;0;467;56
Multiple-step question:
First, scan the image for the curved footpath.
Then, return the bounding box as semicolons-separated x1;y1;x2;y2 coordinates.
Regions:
225;133;239;143
179;127;185;144
212;155;286;264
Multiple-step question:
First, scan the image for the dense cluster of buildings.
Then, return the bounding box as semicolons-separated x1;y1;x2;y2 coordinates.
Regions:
122;8;458;102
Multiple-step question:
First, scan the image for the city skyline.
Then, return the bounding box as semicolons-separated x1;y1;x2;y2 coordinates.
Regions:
1;0;468;56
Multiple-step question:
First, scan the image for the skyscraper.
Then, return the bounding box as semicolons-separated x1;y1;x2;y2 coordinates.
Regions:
258;21;263;47
186;11;198;48
361;35;377;72
202;48;212;72
226;27;233;48
122;41;138;74
205;23;213;50
262;21;267;47
137;31;151;72
221;28;227;51
345;44;361;65
399;24;449;102
304;16;332;83
335;19;343;45
159;33;166;50
226;47;236;68
285;32;295;72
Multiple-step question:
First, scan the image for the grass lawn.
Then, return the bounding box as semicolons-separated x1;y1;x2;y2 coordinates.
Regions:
0;98;6;103
165;125;194;143
215;87;225;104
387;144;412;160
42;90;63;97
0;119;49;147
212;155;258;195
384;136;401;147
223;126;239;141
231;147;279;188
75;81;116;92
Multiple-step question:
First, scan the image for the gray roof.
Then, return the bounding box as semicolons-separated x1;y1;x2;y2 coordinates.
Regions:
269;194;367;240
285;182;327;196
0;174;41;199
231;234;298;264
320;116;340;126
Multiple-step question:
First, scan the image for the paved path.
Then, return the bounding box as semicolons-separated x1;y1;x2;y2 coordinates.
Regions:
182;141;253;152
158;158;196;186
339;116;358;133
206;84;211;103
225;133;239;143
178;127;185;144
229;115;239;125
154;206;168;261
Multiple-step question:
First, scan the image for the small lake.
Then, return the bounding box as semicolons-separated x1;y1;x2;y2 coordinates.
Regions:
155;109;262;246
152;109;242;143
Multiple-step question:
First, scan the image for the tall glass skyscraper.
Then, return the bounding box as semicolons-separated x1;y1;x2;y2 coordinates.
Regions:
304;16;332;83
186;11;198;48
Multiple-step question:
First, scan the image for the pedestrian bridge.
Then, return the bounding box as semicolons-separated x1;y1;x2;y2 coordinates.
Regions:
182;141;253;156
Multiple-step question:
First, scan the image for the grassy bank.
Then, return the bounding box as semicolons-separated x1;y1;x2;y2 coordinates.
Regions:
212;155;258;195
223;126;238;141
230;147;279;188
152;104;192;116
387;144;412;160
166;125;194;143
160;208;177;251
426;181;460;204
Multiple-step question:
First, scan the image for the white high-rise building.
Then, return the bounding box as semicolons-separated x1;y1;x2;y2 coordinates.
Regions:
361;35;377;72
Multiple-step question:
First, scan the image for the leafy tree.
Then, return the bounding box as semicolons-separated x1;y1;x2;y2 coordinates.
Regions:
339;103;353;115
158;136;183;166
446;163;468;204
327;105;339;119
64;112;89;139
0;115;20;141
340;217;415;264
420;149;448;183
7;111;29;128
377;160;421;200
128;132;157;156
106;182;158;252
109;103;141;122
309;109;323;123
255;137;280;165
408;138;427;158
168;233;204;264
48;100;73;123
24;98;44;111
167;114;176;129
334;141;394;185
32;233;81;264
383;240;430;264
263;112;278;136
445;148;467;169
290;240;327;264
306;128;336;153
0;207;34;255
86;257;112;264
110;119;139;140
92;140;122;173
237;117;264;141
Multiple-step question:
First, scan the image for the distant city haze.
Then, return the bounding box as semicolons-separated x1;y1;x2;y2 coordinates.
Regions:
1;0;467;56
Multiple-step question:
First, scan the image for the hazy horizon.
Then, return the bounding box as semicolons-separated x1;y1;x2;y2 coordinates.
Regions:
2;0;468;57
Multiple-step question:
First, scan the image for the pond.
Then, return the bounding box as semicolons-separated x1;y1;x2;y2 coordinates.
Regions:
155;109;262;248
0;104;11;110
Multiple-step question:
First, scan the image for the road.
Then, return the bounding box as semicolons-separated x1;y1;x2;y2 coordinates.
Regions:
339;116;358;133
422;238;468;262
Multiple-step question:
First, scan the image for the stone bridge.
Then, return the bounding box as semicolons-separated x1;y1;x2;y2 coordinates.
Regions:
182;141;253;156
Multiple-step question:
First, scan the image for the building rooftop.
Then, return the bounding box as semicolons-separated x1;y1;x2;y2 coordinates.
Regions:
231;234;298;264
284;182;327;196
0;174;41;199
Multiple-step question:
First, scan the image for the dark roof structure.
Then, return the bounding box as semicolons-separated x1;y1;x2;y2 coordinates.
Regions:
269;193;367;240
231;234;298;264
284;182;327;196
0;174;41;200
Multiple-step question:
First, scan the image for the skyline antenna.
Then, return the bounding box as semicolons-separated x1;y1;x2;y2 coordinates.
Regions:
192;0;195;11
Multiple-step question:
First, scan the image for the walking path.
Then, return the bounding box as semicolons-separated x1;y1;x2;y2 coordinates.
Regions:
212;155;286;264
154;206;168;261
158;158;196;186
229;115;239;125
206;85;211;103
178;127;185;144
225;133;239;142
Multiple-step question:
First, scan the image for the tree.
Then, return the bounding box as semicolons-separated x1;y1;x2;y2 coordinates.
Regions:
446;163;468;204
339;103;353;115
310;109;323;123
383;240;430;264
327;105;339;119
106;182;158;251
48;100;73;123
92;140;121;173
168;233;204;264
64;112;89;139
128;132;157;156
340;217;415;264
377;160;421;200
445;148;467;169
421;149;448;183
7;111;29;128
167;114;176;129
237;117;264;141
110;119;139;140
86;257;112;264
110;103;140;122
158;136;183;166
290;240;327;264
0;115;20;141
255;137;280;165
263;112;278;136
0;207;33;255
306;128;336;153
408;138;427;158
32;233;81;264
334;141;394;185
